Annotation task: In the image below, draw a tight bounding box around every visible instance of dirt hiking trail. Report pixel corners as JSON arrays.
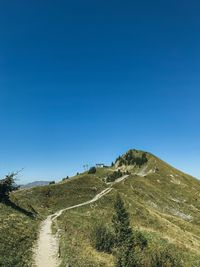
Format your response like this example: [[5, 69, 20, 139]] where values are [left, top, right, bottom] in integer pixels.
[[33, 187, 113, 267]]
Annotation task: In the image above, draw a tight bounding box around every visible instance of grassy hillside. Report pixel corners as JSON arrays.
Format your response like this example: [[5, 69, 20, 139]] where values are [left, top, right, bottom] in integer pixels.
[[16, 171, 108, 214], [0, 201, 39, 267], [0, 168, 110, 266], [54, 150, 200, 267], [1, 149, 200, 266]]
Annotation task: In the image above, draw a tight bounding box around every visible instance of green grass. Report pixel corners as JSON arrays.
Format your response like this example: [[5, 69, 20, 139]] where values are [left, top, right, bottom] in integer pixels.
[[0, 202, 39, 267], [16, 170, 108, 214], [53, 151, 200, 267], [0, 168, 110, 267], [55, 187, 200, 267], [1, 150, 200, 266]]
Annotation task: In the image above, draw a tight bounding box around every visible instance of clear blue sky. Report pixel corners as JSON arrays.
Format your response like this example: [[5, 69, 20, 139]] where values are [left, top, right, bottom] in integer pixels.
[[1, 1, 200, 183]]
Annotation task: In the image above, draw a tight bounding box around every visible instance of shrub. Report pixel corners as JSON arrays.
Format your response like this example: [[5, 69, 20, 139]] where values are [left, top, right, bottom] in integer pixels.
[[112, 194, 146, 267], [133, 231, 148, 251], [62, 176, 69, 181], [0, 173, 19, 202], [107, 170, 123, 182], [91, 224, 114, 253], [91, 194, 182, 267], [116, 151, 148, 167], [112, 194, 133, 246], [149, 246, 183, 267], [88, 167, 97, 174], [115, 243, 137, 267]]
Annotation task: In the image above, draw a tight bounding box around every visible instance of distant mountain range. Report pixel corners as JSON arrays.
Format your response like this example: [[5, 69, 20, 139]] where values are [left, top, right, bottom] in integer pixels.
[[20, 180, 51, 189]]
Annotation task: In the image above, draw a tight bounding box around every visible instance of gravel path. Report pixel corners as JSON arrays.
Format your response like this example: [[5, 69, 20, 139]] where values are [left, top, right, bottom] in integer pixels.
[[33, 187, 113, 267]]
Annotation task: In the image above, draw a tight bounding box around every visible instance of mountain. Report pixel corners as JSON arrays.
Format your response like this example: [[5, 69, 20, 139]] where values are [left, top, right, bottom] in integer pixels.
[[20, 180, 51, 189], [1, 149, 200, 267]]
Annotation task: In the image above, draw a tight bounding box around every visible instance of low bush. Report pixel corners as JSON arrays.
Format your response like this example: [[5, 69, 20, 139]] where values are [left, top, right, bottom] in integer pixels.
[[62, 176, 69, 181], [133, 231, 148, 251], [0, 173, 19, 202], [88, 167, 97, 174], [116, 151, 148, 167], [148, 246, 183, 267], [107, 170, 123, 182], [91, 224, 114, 253], [91, 194, 183, 267]]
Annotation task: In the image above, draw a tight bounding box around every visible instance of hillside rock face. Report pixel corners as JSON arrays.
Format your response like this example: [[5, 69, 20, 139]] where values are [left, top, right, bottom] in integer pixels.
[[115, 149, 159, 176], [115, 149, 148, 167]]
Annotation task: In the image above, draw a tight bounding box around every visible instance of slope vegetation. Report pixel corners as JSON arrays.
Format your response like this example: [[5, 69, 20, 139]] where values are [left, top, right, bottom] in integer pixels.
[[0, 169, 110, 266], [0, 150, 200, 267], [54, 150, 200, 267]]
